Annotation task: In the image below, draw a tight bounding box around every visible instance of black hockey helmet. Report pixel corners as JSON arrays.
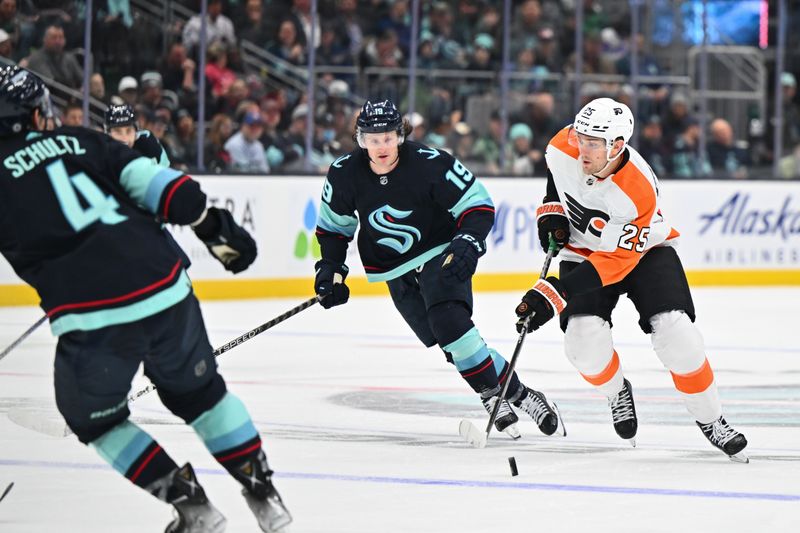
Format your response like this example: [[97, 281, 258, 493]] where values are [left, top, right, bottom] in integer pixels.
[[356, 99, 404, 148], [104, 103, 137, 132], [0, 65, 53, 136]]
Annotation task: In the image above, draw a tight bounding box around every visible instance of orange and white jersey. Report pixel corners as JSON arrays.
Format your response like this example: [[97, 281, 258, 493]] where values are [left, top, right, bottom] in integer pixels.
[[544, 127, 680, 286]]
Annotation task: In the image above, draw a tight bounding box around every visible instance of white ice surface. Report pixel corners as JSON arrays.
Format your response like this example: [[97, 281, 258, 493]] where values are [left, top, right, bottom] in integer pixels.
[[1, 288, 799, 532]]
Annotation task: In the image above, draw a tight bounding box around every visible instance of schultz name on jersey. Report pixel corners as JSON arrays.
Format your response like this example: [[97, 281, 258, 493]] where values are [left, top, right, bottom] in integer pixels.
[[316, 141, 494, 281], [0, 126, 205, 335]]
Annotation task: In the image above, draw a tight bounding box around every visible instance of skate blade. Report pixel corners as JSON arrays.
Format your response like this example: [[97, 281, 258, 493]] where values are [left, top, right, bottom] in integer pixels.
[[503, 422, 521, 440], [626, 437, 637, 448], [459, 419, 487, 448], [551, 402, 567, 437], [728, 451, 749, 464]]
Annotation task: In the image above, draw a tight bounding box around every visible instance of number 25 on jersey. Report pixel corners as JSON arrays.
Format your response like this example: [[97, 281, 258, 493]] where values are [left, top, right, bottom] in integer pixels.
[[618, 223, 650, 252], [47, 160, 127, 232]]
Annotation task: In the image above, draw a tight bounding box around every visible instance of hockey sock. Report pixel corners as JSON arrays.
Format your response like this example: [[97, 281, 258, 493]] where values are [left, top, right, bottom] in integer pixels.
[[443, 328, 523, 399], [90, 420, 179, 495], [190, 392, 265, 484]]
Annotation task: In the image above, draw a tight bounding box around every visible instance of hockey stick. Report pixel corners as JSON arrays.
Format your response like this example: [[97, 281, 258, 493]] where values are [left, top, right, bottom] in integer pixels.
[[0, 482, 13, 503], [127, 295, 321, 402], [0, 315, 48, 363], [459, 245, 557, 449], [8, 296, 321, 438]]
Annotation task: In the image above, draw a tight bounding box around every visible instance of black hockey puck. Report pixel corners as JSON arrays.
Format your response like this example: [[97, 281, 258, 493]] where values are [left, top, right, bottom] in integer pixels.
[[508, 456, 518, 477]]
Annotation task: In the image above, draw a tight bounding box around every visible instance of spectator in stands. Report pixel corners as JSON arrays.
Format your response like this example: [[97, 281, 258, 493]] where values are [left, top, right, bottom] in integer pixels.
[[316, 22, 352, 69], [287, 0, 320, 49], [707, 118, 749, 179], [0, 28, 13, 65], [406, 111, 425, 142], [506, 122, 544, 176], [426, 2, 465, 69], [205, 40, 236, 99], [525, 92, 560, 155], [535, 26, 562, 74], [670, 118, 711, 178], [422, 113, 452, 151], [376, 0, 411, 55], [268, 18, 306, 67], [471, 110, 502, 175], [512, 0, 546, 53], [778, 144, 800, 179], [21, 24, 82, 89], [61, 101, 83, 126], [259, 96, 294, 171], [617, 33, 669, 119], [636, 115, 669, 178], [158, 42, 196, 96], [661, 91, 691, 146], [182, 0, 236, 57], [164, 108, 197, 170], [416, 30, 440, 69], [331, 0, 363, 58], [239, 0, 270, 45], [1, 0, 34, 61], [117, 75, 138, 106], [449, 121, 476, 164], [565, 30, 617, 75], [204, 113, 233, 172], [225, 110, 269, 173], [89, 72, 107, 104], [139, 71, 167, 117], [216, 77, 250, 117], [467, 33, 496, 71], [780, 72, 800, 153]]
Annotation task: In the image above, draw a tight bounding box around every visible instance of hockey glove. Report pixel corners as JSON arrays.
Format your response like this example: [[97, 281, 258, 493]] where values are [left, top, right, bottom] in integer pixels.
[[536, 201, 570, 255], [314, 259, 350, 309], [515, 276, 568, 333], [192, 207, 257, 274], [440, 233, 486, 283]]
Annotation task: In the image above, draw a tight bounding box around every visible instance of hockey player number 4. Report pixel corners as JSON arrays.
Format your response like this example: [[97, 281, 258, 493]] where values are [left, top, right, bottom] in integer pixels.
[[618, 223, 650, 253], [46, 160, 127, 232], [445, 160, 473, 190]]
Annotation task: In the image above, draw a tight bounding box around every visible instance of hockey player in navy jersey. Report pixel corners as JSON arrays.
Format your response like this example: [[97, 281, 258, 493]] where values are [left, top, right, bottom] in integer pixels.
[[313, 99, 563, 439], [0, 66, 291, 531], [105, 103, 171, 167], [514, 97, 748, 462]]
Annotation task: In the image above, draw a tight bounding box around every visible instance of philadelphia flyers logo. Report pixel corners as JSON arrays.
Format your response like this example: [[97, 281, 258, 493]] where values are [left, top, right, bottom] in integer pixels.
[[564, 193, 610, 238]]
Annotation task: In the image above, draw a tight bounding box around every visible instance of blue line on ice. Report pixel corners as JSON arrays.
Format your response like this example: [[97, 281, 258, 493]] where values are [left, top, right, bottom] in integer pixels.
[[1, 458, 797, 502]]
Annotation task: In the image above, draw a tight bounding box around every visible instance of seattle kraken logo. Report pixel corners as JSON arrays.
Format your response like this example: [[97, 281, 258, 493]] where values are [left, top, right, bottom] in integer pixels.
[[368, 205, 421, 254], [564, 193, 609, 238]]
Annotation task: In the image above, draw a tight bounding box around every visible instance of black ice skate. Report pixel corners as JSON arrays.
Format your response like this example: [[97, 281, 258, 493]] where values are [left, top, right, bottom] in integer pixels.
[[234, 450, 293, 532], [481, 395, 520, 439], [164, 463, 226, 533], [697, 416, 749, 463], [513, 387, 565, 436], [608, 378, 638, 446]]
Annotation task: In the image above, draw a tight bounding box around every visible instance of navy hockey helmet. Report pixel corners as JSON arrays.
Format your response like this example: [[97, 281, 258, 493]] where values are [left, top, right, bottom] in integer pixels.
[[0, 65, 53, 136], [356, 99, 404, 148], [104, 103, 137, 132]]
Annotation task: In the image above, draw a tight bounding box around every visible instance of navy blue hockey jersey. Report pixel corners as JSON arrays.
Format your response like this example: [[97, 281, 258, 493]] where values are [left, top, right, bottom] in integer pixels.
[[0, 127, 206, 335], [315, 141, 494, 281]]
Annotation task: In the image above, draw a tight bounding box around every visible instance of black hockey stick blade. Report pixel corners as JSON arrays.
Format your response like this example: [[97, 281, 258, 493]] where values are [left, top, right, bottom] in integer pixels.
[[0, 482, 13, 503]]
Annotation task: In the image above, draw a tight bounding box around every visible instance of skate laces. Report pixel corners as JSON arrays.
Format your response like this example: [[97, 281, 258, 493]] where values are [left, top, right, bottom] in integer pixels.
[[482, 396, 514, 419], [609, 385, 635, 423], [519, 390, 552, 427], [700, 418, 738, 446]]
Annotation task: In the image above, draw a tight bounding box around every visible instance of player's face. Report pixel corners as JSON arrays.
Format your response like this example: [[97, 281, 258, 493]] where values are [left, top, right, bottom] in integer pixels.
[[109, 125, 136, 148], [364, 131, 399, 164], [574, 132, 608, 173]]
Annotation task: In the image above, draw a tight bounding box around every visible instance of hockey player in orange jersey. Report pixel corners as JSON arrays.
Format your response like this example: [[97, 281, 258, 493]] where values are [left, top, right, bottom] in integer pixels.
[[514, 97, 748, 462]]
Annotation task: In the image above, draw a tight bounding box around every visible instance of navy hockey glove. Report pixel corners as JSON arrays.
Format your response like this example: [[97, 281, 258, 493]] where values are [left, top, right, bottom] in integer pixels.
[[193, 207, 257, 274], [440, 233, 486, 283], [515, 276, 568, 333], [536, 202, 570, 255], [314, 259, 350, 309]]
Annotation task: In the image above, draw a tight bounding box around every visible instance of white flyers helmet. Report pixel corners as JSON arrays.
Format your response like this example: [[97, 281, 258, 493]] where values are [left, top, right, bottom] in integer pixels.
[[572, 97, 634, 151]]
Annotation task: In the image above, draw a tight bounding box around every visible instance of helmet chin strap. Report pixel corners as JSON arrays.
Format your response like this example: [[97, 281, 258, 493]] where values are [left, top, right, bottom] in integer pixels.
[[592, 141, 625, 178]]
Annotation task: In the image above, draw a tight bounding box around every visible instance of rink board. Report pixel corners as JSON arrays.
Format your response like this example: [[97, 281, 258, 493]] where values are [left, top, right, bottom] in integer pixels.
[[2, 176, 799, 305]]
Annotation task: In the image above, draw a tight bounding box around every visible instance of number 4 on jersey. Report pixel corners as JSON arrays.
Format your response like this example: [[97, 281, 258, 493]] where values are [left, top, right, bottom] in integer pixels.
[[47, 160, 127, 232]]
